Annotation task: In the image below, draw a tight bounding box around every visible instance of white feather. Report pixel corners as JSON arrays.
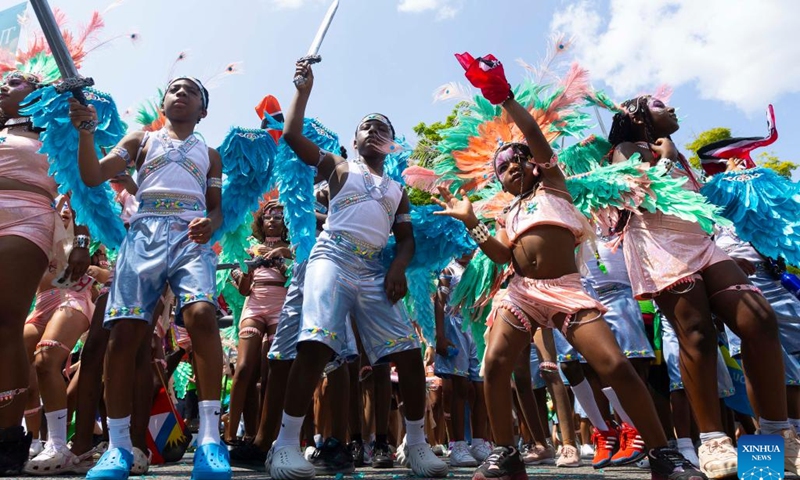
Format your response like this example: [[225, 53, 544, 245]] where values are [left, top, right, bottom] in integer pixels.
[[432, 81, 474, 104]]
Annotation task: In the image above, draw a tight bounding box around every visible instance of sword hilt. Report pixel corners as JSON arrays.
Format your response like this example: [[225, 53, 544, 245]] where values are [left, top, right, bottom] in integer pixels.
[[293, 55, 322, 87], [54, 77, 95, 106]]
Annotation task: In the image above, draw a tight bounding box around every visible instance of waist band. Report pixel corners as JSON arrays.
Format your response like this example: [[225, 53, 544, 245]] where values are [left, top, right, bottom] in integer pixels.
[[138, 192, 203, 215], [325, 231, 383, 259]]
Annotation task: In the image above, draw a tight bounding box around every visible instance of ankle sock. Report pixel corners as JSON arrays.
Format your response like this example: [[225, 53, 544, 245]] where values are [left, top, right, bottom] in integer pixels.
[[107, 416, 132, 453], [44, 408, 68, 445], [602, 386, 635, 427], [699, 431, 727, 444], [274, 412, 305, 449], [759, 417, 791, 435], [198, 400, 222, 446], [405, 417, 426, 446]]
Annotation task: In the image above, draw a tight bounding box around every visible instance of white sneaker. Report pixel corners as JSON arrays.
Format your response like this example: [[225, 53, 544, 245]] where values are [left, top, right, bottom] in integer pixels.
[[635, 456, 650, 469], [24, 440, 79, 475], [449, 441, 478, 467], [782, 428, 800, 474], [406, 442, 448, 477], [303, 446, 317, 461], [470, 440, 493, 463], [698, 436, 737, 479], [268, 444, 316, 480], [130, 447, 150, 475], [396, 438, 408, 466], [29, 439, 44, 458], [579, 443, 594, 459]]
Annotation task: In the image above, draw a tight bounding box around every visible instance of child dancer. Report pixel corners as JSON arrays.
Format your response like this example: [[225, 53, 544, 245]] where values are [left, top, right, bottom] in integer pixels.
[[433, 53, 704, 480], [267, 62, 447, 479], [68, 77, 230, 480]]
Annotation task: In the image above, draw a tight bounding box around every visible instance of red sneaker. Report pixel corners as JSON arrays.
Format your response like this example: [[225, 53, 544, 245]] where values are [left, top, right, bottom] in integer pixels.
[[591, 422, 618, 469], [610, 423, 646, 465]]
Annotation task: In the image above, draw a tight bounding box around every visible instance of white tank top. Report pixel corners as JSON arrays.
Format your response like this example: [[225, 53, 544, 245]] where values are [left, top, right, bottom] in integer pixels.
[[324, 161, 403, 248], [582, 237, 632, 287], [129, 129, 209, 224]]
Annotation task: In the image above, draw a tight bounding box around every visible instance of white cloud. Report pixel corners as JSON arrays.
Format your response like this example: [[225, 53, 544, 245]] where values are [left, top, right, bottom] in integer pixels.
[[551, 0, 800, 113], [397, 0, 463, 20]]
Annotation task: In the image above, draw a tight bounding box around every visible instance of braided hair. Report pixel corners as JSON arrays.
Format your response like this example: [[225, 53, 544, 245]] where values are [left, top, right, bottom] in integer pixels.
[[608, 96, 659, 146], [251, 203, 289, 243]]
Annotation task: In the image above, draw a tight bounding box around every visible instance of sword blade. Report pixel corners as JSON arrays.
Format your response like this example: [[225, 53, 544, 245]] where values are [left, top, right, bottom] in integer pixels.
[[306, 0, 339, 57], [28, 0, 80, 79]]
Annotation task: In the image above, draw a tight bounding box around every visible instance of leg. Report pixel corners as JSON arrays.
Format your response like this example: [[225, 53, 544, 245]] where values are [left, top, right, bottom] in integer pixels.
[[70, 293, 110, 457], [130, 325, 157, 453], [254, 359, 292, 451], [225, 319, 265, 443], [23, 322, 46, 444], [533, 328, 578, 448]]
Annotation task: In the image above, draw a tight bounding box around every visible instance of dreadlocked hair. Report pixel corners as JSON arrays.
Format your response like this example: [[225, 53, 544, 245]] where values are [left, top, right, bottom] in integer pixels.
[[608, 96, 658, 147]]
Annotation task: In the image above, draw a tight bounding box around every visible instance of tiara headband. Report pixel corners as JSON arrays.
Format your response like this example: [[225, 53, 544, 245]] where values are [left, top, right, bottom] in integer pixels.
[[166, 77, 208, 109], [358, 113, 395, 139]]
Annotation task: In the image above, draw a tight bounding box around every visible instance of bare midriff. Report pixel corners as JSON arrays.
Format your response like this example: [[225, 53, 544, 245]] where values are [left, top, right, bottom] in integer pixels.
[[0, 177, 54, 201], [510, 224, 579, 279]]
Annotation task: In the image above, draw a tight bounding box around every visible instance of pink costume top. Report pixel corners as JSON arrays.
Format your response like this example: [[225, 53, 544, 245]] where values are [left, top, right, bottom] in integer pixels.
[[504, 188, 593, 246], [0, 134, 66, 257], [620, 146, 729, 298]]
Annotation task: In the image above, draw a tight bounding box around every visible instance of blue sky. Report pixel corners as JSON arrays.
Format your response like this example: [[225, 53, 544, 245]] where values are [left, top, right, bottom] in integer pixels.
[[10, 0, 800, 178]]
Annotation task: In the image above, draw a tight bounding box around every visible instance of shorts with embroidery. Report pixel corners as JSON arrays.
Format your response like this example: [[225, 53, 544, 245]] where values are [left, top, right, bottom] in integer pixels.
[[105, 216, 216, 327], [434, 313, 482, 382], [267, 259, 358, 364], [662, 318, 734, 396], [297, 233, 419, 365], [725, 325, 800, 386]]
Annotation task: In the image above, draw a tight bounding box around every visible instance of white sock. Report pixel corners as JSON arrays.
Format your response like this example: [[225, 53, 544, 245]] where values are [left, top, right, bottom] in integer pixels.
[[790, 418, 800, 435], [44, 409, 68, 445], [107, 416, 132, 453], [699, 431, 727, 444], [274, 412, 305, 449], [759, 417, 791, 435], [198, 400, 222, 446], [571, 380, 606, 430], [602, 386, 634, 427], [405, 417, 426, 446]]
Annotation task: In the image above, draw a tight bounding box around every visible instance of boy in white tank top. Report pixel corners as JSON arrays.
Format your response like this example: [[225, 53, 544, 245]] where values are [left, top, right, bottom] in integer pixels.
[[68, 78, 230, 480], [266, 62, 448, 479]]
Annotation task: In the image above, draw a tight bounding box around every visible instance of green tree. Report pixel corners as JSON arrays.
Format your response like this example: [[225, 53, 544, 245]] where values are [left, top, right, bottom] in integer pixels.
[[757, 151, 799, 178], [411, 101, 469, 168], [684, 127, 731, 169]]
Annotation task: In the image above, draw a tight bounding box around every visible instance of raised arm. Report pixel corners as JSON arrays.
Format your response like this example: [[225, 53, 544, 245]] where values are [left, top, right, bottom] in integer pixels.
[[282, 63, 343, 184], [68, 98, 141, 187], [502, 98, 565, 186]]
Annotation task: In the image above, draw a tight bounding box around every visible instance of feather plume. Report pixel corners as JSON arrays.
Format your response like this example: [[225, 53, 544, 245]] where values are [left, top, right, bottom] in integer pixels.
[[432, 82, 474, 104], [528, 31, 574, 82], [103, 0, 127, 14], [204, 62, 244, 89], [546, 62, 591, 114], [402, 165, 443, 193], [652, 84, 673, 104]]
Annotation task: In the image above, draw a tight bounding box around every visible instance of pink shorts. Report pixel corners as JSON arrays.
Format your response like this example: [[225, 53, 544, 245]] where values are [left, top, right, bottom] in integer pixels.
[[623, 211, 730, 299], [490, 273, 607, 334], [0, 190, 58, 257], [26, 288, 94, 329], [240, 285, 287, 328]]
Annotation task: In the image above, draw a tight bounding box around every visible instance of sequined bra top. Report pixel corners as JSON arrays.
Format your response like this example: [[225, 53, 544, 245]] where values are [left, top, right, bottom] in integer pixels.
[[0, 133, 57, 198], [130, 129, 210, 223]]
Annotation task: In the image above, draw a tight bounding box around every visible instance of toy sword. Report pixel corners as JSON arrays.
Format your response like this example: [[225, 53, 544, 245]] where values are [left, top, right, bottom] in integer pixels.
[[293, 0, 339, 86], [29, 0, 95, 104]]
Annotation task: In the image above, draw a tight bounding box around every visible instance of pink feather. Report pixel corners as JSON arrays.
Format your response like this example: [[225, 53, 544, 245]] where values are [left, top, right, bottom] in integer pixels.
[[547, 62, 591, 113], [402, 166, 443, 193], [652, 84, 673, 104]]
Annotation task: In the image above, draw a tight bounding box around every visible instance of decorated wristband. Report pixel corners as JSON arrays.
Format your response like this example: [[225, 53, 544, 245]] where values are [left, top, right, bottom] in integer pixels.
[[73, 234, 91, 250], [468, 222, 491, 244]]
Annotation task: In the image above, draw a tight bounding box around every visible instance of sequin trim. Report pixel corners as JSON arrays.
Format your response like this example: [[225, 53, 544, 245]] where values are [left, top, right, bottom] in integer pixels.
[[180, 292, 215, 304], [305, 326, 339, 340], [207, 177, 222, 189], [328, 231, 383, 259], [138, 129, 205, 188], [107, 306, 145, 318], [395, 213, 411, 224], [384, 333, 418, 347], [139, 193, 203, 214], [267, 352, 284, 360], [110, 146, 133, 168]]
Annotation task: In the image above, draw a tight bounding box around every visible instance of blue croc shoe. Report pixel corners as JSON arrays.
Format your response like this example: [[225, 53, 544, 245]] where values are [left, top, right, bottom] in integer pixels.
[[86, 447, 133, 480], [191, 443, 232, 480]]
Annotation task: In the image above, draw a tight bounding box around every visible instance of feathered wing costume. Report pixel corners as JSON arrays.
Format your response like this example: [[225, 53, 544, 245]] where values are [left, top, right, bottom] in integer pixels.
[[698, 105, 800, 266], [406, 53, 729, 340], [14, 9, 129, 248]]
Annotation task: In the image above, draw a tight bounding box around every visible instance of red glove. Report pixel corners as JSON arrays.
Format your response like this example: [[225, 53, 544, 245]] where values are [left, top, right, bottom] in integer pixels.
[[455, 52, 512, 105]]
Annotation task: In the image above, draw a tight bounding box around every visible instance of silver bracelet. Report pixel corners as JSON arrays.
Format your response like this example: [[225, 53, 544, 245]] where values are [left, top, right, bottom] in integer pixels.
[[73, 234, 91, 249], [468, 222, 491, 244]]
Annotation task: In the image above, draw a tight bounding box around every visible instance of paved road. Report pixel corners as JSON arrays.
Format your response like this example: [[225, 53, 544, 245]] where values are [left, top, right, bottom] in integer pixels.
[[28, 454, 676, 479]]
